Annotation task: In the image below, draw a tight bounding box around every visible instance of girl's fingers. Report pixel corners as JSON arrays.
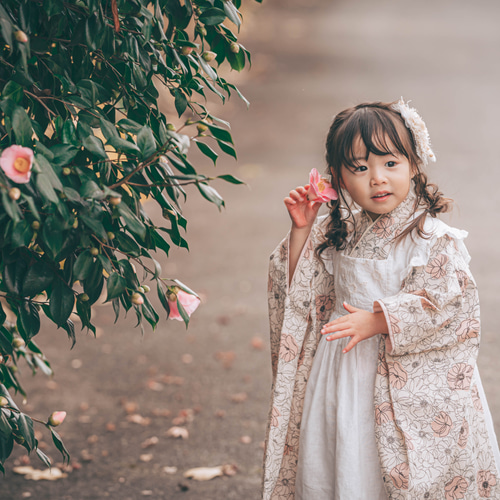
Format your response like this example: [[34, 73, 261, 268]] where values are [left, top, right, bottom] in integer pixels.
[[321, 322, 350, 335], [343, 338, 358, 354], [326, 329, 353, 341], [343, 302, 360, 313]]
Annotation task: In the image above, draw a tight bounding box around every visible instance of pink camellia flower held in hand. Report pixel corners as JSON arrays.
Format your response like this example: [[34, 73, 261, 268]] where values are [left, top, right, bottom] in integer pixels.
[[0, 145, 34, 184], [306, 168, 338, 203], [48, 411, 67, 427], [167, 287, 201, 321]]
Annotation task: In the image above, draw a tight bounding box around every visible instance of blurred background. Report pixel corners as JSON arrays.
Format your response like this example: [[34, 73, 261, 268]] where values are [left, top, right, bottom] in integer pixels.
[[3, 0, 500, 498]]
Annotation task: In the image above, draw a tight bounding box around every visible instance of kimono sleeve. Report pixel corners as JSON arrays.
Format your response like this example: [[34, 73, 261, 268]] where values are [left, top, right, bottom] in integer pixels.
[[267, 217, 330, 378], [374, 232, 480, 357]]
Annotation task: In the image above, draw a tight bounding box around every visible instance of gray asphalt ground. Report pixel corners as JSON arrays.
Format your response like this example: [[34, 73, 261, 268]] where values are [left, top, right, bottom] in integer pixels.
[[2, 0, 500, 498]]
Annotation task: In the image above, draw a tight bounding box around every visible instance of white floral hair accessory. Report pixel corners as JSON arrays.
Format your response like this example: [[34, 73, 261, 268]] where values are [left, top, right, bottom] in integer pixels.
[[391, 97, 436, 166]]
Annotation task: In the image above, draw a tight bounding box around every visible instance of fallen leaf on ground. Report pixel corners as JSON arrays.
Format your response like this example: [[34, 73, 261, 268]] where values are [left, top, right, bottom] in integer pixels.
[[214, 351, 236, 369], [172, 408, 195, 425], [140, 454, 153, 462], [214, 410, 226, 418], [13, 466, 67, 481], [183, 464, 238, 481], [106, 422, 116, 432], [160, 375, 184, 385], [230, 392, 248, 403], [80, 449, 93, 462], [87, 434, 99, 444], [163, 466, 178, 474], [122, 401, 139, 414], [251, 336, 264, 350], [147, 380, 164, 392], [127, 414, 151, 426], [166, 426, 189, 439], [181, 354, 193, 364], [141, 436, 159, 448], [141, 490, 153, 496], [240, 435, 252, 444]]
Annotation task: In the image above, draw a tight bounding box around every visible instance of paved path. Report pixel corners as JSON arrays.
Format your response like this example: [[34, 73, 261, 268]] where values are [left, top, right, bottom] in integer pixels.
[[3, 0, 500, 498]]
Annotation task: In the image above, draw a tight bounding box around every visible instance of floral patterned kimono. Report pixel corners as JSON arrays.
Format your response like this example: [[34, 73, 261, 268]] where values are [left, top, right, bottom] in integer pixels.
[[262, 191, 500, 499]]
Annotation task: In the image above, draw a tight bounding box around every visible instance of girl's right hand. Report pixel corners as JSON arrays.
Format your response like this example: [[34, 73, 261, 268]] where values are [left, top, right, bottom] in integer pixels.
[[284, 184, 322, 230]]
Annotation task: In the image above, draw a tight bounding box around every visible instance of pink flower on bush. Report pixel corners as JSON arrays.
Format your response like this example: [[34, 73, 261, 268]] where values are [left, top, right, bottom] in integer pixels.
[[306, 168, 338, 203], [0, 145, 34, 184], [167, 288, 200, 321], [48, 411, 67, 427]]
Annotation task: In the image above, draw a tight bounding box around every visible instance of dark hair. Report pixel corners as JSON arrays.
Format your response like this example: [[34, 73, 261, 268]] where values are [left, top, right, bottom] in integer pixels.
[[316, 101, 452, 256]]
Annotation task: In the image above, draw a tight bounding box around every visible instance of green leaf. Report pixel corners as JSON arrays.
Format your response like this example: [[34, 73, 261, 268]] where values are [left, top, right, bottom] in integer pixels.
[[73, 251, 93, 281], [17, 414, 35, 451], [35, 154, 63, 190], [195, 141, 218, 165], [216, 174, 245, 184], [80, 180, 104, 200], [105, 273, 127, 301], [99, 118, 119, 140], [50, 144, 79, 167], [0, 410, 12, 438], [41, 216, 64, 258], [217, 139, 237, 159], [196, 54, 218, 81], [197, 183, 225, 209], [12, 106, 33, 147], [49, 280, 75, 327], [50, 428, 70, 464], [199, 8, 226, 25], [24, 260, 54, 297], [117, 203, 147, 240], [174, 90, 188, 117], [1, 81, 23, 104], [36, 448, 52, 468], [207, 123, 233, 144], [82, 135, 107, 159], [17, 300, 40, 342], [79, 214, 107, 240], [0, 191, 21, 222], [118, 119, 143, 134], [137, 126, 156, 159], [223, 1, 241, 27], [108, 136, 141, 155]]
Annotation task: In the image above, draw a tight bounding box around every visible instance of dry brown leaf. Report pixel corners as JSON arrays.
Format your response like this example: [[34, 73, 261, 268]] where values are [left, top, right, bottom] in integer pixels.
[[166, 426, 189, 439], [251, 336, 264, 350], [214, 410, 226, 418], [183, 464, 238, 481], [80, 449, 93, 462], [147, 380, 164, 392], [181, 354, 193, 364], [160, 375, 184, 385], [163, 466, 178, 474], [87, 434, 99, 444], [239, 435, 252, 444], [127, 414, 151, 426], [106, 422, 116, 432], [230, 392, 248, 403], [141, 436, 159, 448], [13, 466, 67, 481], [139, 454, 153, 463], [214, 351, 236, 369]]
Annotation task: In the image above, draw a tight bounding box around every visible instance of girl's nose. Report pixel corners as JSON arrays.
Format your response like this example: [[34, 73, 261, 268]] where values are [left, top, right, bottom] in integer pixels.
[[370, 167, 387, 185]]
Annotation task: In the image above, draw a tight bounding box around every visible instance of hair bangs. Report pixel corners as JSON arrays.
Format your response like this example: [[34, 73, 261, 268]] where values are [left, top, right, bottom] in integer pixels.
[[338, 108, 412, 171]]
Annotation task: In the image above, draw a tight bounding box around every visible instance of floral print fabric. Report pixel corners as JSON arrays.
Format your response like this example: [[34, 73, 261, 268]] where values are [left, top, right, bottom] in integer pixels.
[[262, 192, 499, 499]]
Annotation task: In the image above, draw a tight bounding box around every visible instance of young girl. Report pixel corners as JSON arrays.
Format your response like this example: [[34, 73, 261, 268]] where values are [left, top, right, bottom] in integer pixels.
[[262, 99, 500, 499]]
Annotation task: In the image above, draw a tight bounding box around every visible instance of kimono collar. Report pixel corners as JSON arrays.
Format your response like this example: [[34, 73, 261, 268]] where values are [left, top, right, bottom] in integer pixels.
[[346, 186, 422, 257]]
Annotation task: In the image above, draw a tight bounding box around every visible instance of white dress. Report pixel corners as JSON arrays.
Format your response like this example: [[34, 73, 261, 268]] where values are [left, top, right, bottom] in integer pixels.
[[295, 220, 500, 500]]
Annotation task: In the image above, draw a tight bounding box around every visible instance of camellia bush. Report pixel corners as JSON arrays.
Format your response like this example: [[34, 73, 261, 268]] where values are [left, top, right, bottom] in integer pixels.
[[0, 0, 259, 471]]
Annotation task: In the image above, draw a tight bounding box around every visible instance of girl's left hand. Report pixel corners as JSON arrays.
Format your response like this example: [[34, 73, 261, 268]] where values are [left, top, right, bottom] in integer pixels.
[[321, 302, 388, 353]]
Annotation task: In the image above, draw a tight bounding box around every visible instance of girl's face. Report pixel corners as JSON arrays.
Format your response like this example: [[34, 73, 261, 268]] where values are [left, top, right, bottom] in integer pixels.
[[338, 138, 412, 220]]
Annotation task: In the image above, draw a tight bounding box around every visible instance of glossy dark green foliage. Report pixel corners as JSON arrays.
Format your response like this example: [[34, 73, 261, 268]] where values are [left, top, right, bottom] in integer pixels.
[[0, 0, 255, 469]]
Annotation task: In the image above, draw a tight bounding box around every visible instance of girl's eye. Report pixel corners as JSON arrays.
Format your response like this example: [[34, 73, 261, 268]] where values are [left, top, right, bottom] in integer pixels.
[[353, 165, 367, 172], [386, 161, 397, 167]]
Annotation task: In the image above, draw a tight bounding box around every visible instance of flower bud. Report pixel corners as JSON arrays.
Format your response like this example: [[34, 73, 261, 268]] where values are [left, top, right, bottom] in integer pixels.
[[202, 51, 216, 62], [79, 293, 89, 302], [107, 231, 115, 240], [196, 122, 208, 133], [72, 218, 78, 229], [180, 46, 193, 56], [108, 196, 122, 206], [142, 285, 150, 294], [0, 396, 9, 407], [131, 292, 144, 305], [62, 167, 71, 176], [90, 247, 99, 256], [166, 123, 176, 131], [31, 220, 40, 230], [48, 411, 67, 427], [12, 337, 25, 349], [8, 187, 21, 201], [14, 30, 28, 43], [229, 42, 240, 54], [196, 25, 207, 37]]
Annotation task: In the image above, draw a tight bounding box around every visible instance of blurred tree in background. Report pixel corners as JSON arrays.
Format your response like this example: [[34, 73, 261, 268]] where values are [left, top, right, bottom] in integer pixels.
[[0, 0, 259, 470]]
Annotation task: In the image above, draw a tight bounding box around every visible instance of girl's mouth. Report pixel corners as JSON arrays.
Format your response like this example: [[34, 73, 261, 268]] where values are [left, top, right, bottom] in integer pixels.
[[372, 192, 391, 201]]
